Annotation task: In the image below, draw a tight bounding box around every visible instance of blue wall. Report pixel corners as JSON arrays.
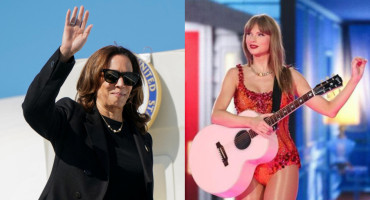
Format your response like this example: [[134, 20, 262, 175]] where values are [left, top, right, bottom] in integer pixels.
[[295, 2, 343, 200], [296, 1, 370, 199], [341, 24, 370, 193]]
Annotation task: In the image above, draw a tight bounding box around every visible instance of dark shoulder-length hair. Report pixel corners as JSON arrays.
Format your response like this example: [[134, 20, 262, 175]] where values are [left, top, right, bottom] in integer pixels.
[[76, 45, 150, 134], [242, 14, 293, 94]]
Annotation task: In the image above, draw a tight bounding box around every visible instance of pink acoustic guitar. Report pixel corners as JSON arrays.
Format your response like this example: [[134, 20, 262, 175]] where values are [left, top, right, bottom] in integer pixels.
[[189, 75, 342, 198]]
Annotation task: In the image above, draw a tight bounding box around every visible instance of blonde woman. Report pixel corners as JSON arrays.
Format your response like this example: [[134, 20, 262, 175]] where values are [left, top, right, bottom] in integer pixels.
[[211, 14, 366, 200]]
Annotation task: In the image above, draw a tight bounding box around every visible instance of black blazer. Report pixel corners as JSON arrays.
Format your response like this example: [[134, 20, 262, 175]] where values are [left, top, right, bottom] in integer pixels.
[[22, 49, 154, 200]]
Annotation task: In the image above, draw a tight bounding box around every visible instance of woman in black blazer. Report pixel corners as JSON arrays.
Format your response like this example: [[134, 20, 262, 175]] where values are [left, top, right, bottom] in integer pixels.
[[22, 6, 153, 200]]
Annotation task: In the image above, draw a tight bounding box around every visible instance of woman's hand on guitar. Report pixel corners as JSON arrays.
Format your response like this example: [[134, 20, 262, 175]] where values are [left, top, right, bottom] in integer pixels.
[[60, 6, 93, 62], [249, 113, 274, 138]]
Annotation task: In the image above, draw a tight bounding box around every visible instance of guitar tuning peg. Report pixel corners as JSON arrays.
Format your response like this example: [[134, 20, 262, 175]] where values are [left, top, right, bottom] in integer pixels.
[[331, 73, 335, 77], [326, 76, 330, 80], [327, 92, 332, 98]]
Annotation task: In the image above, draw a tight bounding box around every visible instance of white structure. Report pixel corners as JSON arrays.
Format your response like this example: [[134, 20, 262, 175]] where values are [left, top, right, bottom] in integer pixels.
[[0, 49, 184, 200]]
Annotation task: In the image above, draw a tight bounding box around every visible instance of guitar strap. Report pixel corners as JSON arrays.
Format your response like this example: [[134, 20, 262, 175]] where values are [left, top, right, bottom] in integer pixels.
[[271, 77, 282, 130]]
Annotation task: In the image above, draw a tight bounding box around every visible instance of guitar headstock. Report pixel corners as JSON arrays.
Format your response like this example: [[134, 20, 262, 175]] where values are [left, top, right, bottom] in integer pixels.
[[313, 74, 343, 96]]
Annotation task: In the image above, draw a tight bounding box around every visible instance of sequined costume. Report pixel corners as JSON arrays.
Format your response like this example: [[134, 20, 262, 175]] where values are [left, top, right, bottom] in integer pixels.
[[234, 64, 301, 186]]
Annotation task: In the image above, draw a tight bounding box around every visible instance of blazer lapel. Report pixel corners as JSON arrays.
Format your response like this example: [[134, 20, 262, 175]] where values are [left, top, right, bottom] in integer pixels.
[[84, 108, 110, 176], [132, 128, 153, 186]]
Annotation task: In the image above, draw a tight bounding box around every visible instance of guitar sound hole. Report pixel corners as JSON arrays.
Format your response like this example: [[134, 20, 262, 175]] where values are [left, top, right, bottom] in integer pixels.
[[234, 130, 251, 150]]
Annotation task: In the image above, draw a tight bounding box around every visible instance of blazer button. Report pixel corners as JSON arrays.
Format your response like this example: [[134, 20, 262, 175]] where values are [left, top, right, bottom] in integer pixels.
[[74, 192, 81, 199], [83, 169, 92, 176]]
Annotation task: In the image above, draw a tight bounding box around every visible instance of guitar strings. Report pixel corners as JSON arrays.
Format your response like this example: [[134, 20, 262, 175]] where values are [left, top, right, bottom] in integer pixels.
[[231, 83, 331, 145]]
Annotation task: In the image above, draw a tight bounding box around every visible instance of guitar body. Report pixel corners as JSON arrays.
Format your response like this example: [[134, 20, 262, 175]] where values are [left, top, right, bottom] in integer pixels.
[[189, 110, 278, 198]]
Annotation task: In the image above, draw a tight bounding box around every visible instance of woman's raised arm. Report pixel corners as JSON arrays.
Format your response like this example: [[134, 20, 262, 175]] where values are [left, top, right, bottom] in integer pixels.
[[60, 6, 93, 62], [291, 57, 367, 117]]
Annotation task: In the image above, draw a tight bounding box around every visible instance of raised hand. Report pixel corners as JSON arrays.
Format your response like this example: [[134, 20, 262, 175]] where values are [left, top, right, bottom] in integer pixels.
[[351, 57, 367, 83], [60, 6, 93, 62]]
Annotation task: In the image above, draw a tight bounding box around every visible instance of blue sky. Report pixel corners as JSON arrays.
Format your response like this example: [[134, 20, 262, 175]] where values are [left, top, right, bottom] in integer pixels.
[[0, 0, 184, 98]]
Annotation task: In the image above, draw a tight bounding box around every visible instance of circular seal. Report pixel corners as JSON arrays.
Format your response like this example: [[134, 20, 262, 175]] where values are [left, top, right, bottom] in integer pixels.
[[137, 56, 162, 129]]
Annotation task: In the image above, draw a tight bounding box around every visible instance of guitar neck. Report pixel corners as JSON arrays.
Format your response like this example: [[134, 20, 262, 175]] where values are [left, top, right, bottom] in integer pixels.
[[265, 90, 316, 126], [248, 74, 342, 138]]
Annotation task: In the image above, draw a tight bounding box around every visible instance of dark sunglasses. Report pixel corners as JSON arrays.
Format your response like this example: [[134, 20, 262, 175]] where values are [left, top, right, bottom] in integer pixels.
[[101, 69, 140, 86]]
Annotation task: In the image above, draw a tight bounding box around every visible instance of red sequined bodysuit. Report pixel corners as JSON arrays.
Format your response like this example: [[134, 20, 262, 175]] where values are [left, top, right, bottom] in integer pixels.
[[234, 64, 301, 186]]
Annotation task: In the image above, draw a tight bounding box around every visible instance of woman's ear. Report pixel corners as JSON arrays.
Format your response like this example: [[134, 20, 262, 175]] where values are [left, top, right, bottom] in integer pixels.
[[98, 73, 105, 84]]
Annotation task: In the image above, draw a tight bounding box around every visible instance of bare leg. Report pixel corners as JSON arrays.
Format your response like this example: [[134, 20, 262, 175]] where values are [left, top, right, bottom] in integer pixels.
[[236, 178, 265, 200], [263, 165, 299, 200]]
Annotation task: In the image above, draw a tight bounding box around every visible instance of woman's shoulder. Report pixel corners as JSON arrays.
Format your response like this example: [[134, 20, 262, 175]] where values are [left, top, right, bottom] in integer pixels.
[[284, 66, 310, 89], [227, 67, 239, 74], [55, 97, 86, 117], [285, 66, 303, 78], [56, 97, 80, 108], [222, 67, 239, 85], [226, 64, 245, 76]]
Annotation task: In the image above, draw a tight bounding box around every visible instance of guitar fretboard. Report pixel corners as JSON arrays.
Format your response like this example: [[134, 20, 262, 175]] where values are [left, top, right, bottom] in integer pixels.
[[247, 90, 315, 139], [265, 90, 315, 126], [244, 74, 342, 140]]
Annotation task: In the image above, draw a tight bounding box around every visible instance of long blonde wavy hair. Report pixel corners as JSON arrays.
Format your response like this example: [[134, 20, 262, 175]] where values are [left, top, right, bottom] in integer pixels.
[[242, 14, 293, 94]]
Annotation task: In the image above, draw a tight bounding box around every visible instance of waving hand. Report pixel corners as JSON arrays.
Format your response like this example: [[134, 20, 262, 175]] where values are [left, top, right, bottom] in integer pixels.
[[351, 57, 367, 83], [60, 6, 93, 62]]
